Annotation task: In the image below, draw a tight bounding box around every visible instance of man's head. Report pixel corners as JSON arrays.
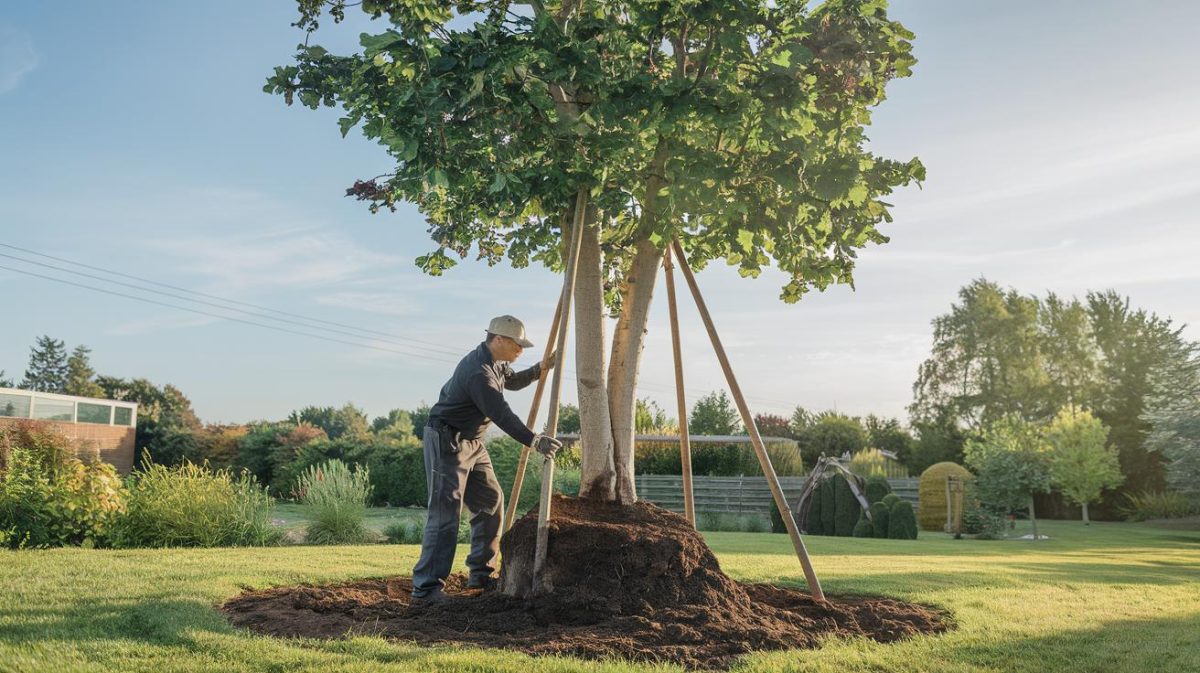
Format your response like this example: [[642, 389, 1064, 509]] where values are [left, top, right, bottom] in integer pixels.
[[485, 315, 534, 362]]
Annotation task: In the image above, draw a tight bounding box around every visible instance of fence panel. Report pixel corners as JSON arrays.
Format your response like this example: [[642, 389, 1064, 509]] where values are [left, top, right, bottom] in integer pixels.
[[635, 474, 919, 515]]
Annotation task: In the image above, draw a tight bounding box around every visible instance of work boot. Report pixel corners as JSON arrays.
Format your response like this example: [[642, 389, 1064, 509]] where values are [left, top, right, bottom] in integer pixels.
[[411, 589, 449, 604], [466, 575, 497, 592]]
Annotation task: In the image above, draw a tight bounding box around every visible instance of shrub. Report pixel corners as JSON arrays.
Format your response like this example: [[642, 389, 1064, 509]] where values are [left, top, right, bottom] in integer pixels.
[[366, 441, 426, 506], [849, 448, 909, 479], [696, 511, 768, 532], [635, 438, 804, 477], [384, 518, 424, 544], [112, 460, 277, 548], [818, 478, 837, 534], [1121, 491, 1199, 521], [0, 422, 127, 548], [803, 488, 823, 534], [881, 493, 901, 509], [296, 460, 374, 545], [865, 474, 892, 505], [833, 475, 861, 536], [887, 500, 918, 539], [869, 502, 890, 539], [918, 462, 972, 531], [852, 513, 874, 538], [962, 503, 1007, 539]]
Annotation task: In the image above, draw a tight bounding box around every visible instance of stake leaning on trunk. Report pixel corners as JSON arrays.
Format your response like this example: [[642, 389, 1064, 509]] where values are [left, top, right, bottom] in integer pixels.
[[670, 238, 826, 603], [532, 188, 587, 594], [502, 296, 563, 533], [662, 246, 696, 528]]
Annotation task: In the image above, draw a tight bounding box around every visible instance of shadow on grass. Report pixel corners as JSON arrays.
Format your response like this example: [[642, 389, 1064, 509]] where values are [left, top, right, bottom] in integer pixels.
[[0, 594, 226, 649], [941, 613, 1200, 673]]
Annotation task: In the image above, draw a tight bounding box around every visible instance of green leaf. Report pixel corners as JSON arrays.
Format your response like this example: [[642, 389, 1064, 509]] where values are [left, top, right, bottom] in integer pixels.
[[360, 31, 403, 56]]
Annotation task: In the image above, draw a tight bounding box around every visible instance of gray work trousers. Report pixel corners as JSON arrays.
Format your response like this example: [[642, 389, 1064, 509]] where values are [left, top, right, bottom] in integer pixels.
[[411, 426, 504, 598]]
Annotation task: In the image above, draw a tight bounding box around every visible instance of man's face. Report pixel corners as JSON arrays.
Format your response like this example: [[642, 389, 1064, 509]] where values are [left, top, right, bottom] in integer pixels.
[[493, 335, 524, 362]]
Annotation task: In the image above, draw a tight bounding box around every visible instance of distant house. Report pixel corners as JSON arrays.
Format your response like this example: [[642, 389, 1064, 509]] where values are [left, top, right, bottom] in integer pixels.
[[0, 387, 138, 474]]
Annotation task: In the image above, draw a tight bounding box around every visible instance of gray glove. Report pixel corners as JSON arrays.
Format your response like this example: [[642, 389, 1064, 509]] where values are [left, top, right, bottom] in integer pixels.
[[532, 433, 563, 459]]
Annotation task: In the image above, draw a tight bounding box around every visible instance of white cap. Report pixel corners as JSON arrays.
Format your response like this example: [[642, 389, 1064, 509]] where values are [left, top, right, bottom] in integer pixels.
[[486, 315, 534, 348]]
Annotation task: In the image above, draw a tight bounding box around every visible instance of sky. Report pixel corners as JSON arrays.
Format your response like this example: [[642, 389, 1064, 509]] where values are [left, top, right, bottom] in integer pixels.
[[1, 1, 1198, 426]]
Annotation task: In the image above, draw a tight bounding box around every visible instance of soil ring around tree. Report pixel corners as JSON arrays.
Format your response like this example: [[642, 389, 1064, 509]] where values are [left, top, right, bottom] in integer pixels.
[[222, 497, 951, 670]]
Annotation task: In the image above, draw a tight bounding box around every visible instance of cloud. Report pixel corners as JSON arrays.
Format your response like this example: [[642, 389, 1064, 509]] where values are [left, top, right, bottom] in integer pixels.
[[0, 26, 38, 94]]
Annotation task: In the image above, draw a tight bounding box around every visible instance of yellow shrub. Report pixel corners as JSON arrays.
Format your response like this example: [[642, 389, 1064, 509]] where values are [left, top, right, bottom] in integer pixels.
[[918, 462, 973, 532]]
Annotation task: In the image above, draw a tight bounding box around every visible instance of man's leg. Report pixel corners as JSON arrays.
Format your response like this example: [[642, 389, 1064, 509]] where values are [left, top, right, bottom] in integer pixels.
[[463, 442, 504, 587], [411, 428, 468, 598]]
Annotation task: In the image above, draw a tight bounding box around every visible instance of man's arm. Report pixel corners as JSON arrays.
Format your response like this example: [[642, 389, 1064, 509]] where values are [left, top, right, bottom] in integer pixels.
[[504, 363, 542, 391], [467, 368, 536, 446]]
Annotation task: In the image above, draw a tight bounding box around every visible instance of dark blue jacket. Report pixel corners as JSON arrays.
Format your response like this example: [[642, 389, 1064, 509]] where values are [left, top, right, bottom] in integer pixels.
[[429, 342, 541, 445]]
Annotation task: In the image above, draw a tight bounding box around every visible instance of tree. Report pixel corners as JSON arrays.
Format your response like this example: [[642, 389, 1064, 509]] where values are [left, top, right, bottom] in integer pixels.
[[96, 377, 203, 466], [65, 345, 104, 398], [410, 402, 431, 439], [372, 408, 419, 445], [964, 416, 1053, 539], [754, 413, 795, 439], [1039, 294, 1100, 408], [20, 335, 68, 393], [797, 412, 866, 465], [288, 404, 372, 442], [1143, 338, 1200, 500], [1045, 406, 1121, 524], [863, 414, 914, 465], [911, 279, 1048, 431], [908, 411, 966, 474], [635, 398, 673, 433], [0, 370, 13, 388], [272, 0, 923, 504], [690, 391, 740, 436], [790, 406, 815, 436]]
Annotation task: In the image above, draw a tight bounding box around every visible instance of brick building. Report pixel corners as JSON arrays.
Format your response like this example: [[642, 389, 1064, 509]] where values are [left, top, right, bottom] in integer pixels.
[[0, 387, 138, 474]]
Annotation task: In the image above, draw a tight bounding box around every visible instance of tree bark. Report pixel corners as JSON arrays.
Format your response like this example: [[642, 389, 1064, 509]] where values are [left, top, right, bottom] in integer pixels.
[[574, 212, 616, 499], [1082, 502, 1090, 525], [606, 237, 663, 504], [1029, 495, 1039, 540]]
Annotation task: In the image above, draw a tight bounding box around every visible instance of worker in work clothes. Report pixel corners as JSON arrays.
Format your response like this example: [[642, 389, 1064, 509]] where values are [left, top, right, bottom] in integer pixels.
[[412, 314, 563, 602]]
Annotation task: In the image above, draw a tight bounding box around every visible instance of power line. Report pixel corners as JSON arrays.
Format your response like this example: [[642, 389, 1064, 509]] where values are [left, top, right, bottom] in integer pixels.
[[0, 248, 798, 413], [0, 250, 464, 360], [0, 263, 463, 367], [0, 242, 466, 358]]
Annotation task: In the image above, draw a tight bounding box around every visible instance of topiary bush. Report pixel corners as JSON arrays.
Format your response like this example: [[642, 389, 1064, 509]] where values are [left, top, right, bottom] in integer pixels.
[[881, 493, 901, 509], [852, 513, 873, 538], [818, 478, 837, 534], [833, 475, 861, 536], [296, 459, 374, 545], [865, 474, 892, 504], [918, 462, 973, 532], [803, 487, 824, 534], [869, 501, 890, 539], [887, 500, 919, 539], [112, 460, 277, 548]]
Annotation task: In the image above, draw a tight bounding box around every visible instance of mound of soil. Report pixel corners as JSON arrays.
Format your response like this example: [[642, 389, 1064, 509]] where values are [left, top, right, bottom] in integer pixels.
[[223, 496, 948, 669]]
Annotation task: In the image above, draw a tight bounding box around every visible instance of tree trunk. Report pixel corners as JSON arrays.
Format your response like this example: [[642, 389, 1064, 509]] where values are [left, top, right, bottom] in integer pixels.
[[1029, 495, 1039, 540], [574, 213, 616, 499], [606, 238, 663, 504], [1082, 501, 1090, 525]]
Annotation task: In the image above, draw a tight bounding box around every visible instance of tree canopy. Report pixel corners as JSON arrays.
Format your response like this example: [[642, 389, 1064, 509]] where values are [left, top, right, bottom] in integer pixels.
[[270, 0, 923, 302], [1045, 406, 1121, 523]]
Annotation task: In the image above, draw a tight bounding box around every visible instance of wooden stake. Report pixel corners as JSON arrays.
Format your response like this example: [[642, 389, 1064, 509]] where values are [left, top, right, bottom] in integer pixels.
[[503, 296, 563, 533], [532, 187, 587, 594], [663, 246, 695, 528], [670, 239, 826, 603]]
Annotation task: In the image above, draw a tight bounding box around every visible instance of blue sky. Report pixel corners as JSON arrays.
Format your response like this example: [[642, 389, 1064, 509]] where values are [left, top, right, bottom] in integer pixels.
[[2, 1, 1198, 425]]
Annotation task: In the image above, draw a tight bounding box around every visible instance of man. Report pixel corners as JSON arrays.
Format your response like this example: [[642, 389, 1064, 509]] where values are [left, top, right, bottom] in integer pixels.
[[411, 314, 563, 602]]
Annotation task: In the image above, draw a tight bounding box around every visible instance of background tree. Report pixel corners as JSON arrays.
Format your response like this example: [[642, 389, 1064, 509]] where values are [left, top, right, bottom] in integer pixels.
[[65, 345, 104, 398], [635, 398, 674, 434], [1040, 294, 1099, 408], [790, 406, 815, 436], [908, 411, 966, 474], [911, 279, 1047, 431], [409, 402, 431, 439], [689, 391, 741, 436], [964, 415, 1053, 539], [0, 370, 12, 388], [556, 403, 582, 435], [20, 335, 69, 393], [372, 408, 419, 444], [796, 412, 866, 465], [96, 377, 203, 466], [1045, 406, 1121, 524], [273, 0, 922, 504], [754, 413, 796, 439], [1143, 337, 1200, 500], [863, 414, 914, 465], [288, 404, 372, 442]]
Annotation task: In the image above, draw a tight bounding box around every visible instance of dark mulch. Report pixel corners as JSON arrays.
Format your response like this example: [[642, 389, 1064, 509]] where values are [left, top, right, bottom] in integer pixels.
[[222, 496, 949, 670]]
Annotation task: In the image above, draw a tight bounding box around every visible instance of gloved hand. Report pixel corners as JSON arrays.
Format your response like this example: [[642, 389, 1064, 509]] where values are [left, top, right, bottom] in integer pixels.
[[532, 433, 563, 459], [541, 349, 558, 371]]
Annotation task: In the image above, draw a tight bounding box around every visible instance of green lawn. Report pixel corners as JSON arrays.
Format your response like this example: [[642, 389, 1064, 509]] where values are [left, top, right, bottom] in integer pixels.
[[2, 519, 1198, 672]]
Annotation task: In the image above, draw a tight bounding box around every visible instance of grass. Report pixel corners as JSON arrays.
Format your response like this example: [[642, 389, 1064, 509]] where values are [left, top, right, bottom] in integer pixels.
[[1, 519, 1198, 672]]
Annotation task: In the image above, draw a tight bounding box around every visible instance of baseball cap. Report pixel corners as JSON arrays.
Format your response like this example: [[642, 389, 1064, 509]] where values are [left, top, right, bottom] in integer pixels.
[[487, 315, 535, 348]]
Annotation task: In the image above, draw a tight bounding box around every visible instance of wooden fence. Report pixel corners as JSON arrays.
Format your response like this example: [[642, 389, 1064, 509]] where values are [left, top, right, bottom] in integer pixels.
[[635, 474, 919, 515]]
